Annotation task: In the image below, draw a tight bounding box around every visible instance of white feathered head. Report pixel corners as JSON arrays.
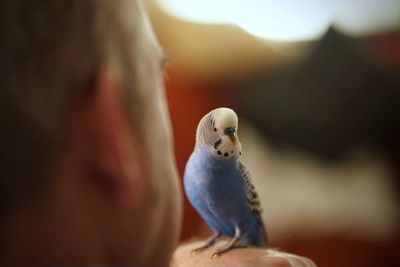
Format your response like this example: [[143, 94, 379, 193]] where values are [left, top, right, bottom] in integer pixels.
[[195, 107, 242, 158]]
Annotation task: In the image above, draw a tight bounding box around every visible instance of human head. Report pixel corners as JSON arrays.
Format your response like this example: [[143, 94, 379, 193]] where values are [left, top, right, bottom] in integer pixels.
[[0, 0, 182, 266]]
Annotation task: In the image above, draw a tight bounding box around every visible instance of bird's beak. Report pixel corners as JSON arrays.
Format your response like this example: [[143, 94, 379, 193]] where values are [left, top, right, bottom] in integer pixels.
[[228, 133, 236, 143], [224, 127, 237, 143]]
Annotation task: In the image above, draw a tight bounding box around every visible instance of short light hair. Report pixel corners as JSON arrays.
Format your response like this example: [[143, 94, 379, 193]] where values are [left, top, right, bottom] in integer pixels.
[[0, 0, 140, 215]]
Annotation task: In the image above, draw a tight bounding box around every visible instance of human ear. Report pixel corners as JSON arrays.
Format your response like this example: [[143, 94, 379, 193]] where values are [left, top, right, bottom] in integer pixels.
[[83, 67, 146, 209]]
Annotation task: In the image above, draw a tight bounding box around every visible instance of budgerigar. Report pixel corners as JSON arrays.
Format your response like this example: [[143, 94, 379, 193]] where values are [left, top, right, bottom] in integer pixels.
[[184, 107, 267, 256]]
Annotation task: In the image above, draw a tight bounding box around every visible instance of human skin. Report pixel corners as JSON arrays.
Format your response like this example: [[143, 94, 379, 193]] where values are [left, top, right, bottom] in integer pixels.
[[173, 240, 317, 267]]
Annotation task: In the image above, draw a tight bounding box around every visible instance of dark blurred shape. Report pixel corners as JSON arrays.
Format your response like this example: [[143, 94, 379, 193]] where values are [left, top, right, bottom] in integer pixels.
[[236, 27, 400, 159]]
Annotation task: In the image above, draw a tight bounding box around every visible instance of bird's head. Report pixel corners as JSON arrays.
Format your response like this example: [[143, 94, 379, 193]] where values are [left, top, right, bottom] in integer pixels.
[[195, 107, 242, 159]]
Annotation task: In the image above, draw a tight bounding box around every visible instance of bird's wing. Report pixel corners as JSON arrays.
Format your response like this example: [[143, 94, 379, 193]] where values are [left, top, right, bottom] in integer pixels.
[[239, 161, 262, 213], [239, 161, 268, 243]]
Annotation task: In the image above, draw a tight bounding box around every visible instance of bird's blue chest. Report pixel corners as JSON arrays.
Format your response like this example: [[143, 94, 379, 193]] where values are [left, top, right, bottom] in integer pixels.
[[184, 148, 242, 194], [184, 147, 248, 220]]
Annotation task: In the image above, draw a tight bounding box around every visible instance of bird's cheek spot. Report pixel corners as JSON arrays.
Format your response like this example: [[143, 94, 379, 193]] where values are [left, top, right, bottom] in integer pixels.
[[224, 152, 229, 157], [214, 139, 222, 149]]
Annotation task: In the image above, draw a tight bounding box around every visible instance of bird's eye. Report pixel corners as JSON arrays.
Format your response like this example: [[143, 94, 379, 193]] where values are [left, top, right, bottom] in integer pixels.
[[214, 128, 217, 132]]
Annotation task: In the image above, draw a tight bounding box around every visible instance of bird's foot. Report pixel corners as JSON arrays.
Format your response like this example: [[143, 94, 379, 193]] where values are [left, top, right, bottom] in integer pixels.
[[191, 232, 221, 255], [211, 246, 234, 258], [211, 227, 241, 258], [191, 246, 208, 255]]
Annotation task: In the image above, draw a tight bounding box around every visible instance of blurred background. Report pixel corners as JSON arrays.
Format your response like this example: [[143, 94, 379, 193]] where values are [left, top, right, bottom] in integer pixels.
[[145, 1, 400, 266]]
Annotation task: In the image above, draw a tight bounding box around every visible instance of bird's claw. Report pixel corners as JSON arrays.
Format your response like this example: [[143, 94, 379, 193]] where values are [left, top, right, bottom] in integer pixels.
[[211, 250, 221, 258], [191, 247, 206, 255], [211, 247, 229, 258]]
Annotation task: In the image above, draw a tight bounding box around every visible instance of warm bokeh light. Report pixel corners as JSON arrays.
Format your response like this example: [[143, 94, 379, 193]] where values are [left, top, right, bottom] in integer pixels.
[[156, 0, 400, 41]]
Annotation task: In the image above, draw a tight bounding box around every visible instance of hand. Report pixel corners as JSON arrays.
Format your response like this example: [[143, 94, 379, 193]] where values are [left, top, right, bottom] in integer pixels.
[[171, 239, 317, 267]]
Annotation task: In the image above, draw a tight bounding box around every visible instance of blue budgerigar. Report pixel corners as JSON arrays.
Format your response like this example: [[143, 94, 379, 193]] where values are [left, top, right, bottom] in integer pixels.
[[184, 107, 268, 256]]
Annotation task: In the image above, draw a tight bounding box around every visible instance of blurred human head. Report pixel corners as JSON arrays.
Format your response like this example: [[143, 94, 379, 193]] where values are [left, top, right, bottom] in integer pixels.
[[0, 0, 182, 266]]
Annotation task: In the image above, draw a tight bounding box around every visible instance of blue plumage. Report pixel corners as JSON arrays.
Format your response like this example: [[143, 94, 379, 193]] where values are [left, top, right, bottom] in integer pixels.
[[184, 107, 267, 255]]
